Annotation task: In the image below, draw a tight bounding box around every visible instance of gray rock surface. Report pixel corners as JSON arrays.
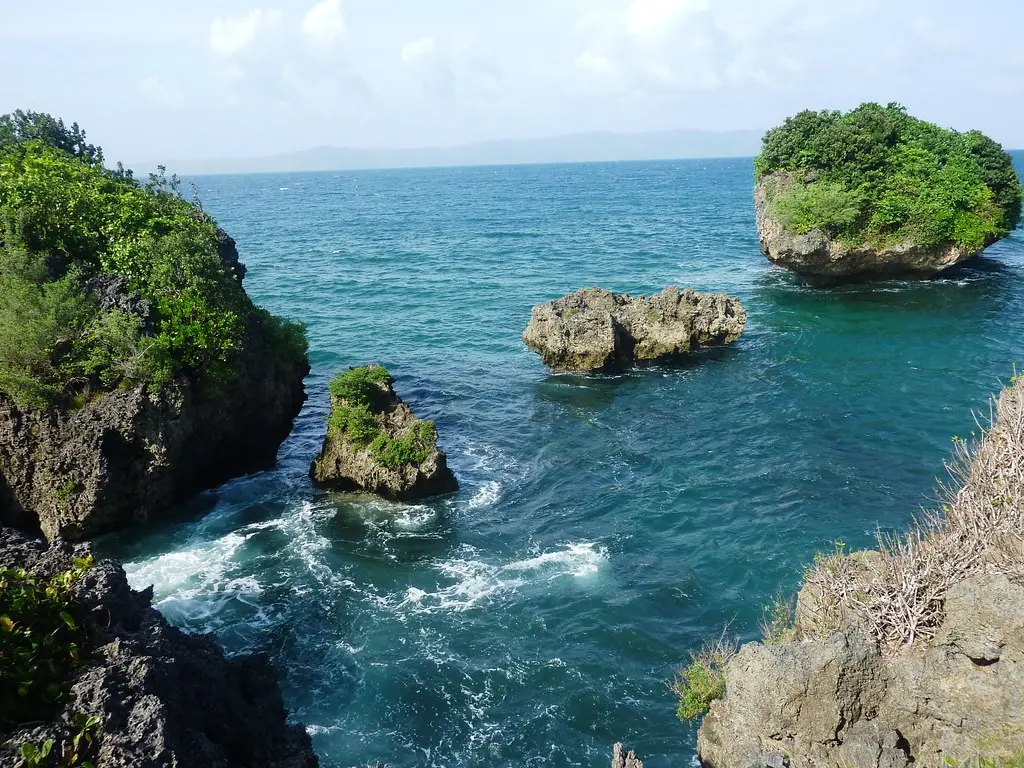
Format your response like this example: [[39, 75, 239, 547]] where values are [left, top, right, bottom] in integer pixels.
[[755, 172, 989, 281], [0, 526, 318, 768], [697, 572, 1024, 768], [523, 286, 746, 372], [611, 743, 644, 767], [0, 241, 309, 542], [310, 370, 457, 501]]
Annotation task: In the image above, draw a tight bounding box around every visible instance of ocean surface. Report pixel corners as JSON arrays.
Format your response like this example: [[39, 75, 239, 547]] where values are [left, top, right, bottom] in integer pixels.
[[98, 157, 1024, 767]]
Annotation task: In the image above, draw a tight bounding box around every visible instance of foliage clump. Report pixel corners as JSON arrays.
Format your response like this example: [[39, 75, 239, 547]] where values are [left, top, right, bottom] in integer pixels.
[[0, 110, 307, 409], [328, 366, 437, 469], [756, 102, 1022, 251], [670, 631, 737, 722], [0, 555, 93, 729]]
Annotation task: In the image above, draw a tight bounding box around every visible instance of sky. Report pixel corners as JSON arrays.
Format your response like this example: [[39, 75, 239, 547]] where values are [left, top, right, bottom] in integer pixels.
[[1, 0, 1022, 163]]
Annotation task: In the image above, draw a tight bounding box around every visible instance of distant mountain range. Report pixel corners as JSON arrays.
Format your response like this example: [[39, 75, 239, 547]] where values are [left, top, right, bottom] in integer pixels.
[[155, 129, 765, 176]]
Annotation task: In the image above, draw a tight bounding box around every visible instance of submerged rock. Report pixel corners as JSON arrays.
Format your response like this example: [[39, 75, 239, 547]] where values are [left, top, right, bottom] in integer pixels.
[[522, 286, 746, 373], [0, 526, 319, 768], [310, 365, 457, 501], [756, 172, 985, 281]]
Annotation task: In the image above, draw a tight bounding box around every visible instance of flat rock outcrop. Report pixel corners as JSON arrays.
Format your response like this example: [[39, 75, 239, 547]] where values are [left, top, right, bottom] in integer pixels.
[[0, 236, 309, 542], [756, 172, 985, 281], [522, 287, 746, 373], [310, 366, 457, 501], [697, 377, 1024, 768], [0, 526, 318, 768]]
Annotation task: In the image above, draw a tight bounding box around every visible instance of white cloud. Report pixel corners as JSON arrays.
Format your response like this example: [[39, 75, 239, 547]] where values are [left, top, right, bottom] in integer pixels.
[[627, 0, 709, 36], [138, 76, 184, 109], [302, 0, 347, 49], [575, 50, 616, 76], [209, 9, 282, 57], [401, 37, 437, 65]]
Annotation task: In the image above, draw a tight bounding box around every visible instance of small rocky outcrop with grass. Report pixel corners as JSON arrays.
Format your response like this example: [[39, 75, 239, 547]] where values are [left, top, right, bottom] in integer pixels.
[[523, 286, 746, 373], [694, 377, 1024, 768], [0, 526, 318, 768], [310, 366, 458, 500]]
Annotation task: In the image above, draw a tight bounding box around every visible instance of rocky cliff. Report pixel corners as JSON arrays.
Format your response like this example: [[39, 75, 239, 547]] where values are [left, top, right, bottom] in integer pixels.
[[0, 526, 319, 768], [0, 234, 309, 542], [523, 286, 746, 373], [697, 378, 1024, 768], [755, 172, 988, 282], [311, 366, 457, 500]]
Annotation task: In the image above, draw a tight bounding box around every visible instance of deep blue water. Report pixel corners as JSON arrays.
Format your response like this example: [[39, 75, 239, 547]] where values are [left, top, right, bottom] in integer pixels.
[[98, 158, 1024, 767]]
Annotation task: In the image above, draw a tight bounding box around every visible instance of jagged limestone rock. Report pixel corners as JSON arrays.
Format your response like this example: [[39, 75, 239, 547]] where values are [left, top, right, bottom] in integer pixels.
[[522, 286, 746, 373], [0, 234, 308, 541], [0, 526, 319, 768], [311, 366, 457, 500]]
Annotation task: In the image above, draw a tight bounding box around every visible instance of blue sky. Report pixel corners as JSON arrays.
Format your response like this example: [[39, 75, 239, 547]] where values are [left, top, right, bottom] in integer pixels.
[[2, 0, 1022, 162]]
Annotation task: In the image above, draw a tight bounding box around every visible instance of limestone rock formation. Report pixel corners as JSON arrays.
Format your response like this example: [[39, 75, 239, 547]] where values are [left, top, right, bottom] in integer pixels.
[[611, 743, 644, 768], [0, 526, 319, 768], [698, 573, 1024, 768], [756, 172, 985, 281], [0, 237, 309, 542], [310, 366, 457, 501], [522, 286, 746, 373], [697, 377, 1024, 768]]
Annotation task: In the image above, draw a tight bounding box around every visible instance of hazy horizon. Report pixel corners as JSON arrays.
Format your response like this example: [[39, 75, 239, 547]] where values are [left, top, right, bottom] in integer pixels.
[[3, 0, 1023, 166], [149, 127, 766, 175]]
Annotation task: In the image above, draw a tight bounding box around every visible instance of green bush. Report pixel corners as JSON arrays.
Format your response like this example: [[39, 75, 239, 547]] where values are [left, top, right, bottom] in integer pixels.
[[371, 421, 437, 469], [0, 555, 93, 729], [0, 110, 308, 409], [670, 633, 737, 722], [328, 365, 391, 406], [770, 180, 865, 235], [756, 102, 1022, 250], [327, 366, 437, 469]]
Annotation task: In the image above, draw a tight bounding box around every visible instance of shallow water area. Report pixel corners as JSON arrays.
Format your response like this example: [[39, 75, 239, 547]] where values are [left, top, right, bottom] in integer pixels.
[[98, 157, 1024, 767]]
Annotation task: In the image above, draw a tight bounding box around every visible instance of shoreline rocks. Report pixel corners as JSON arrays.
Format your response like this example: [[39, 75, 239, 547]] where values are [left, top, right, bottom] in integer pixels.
[[755, 172, 990, 282], [0, 236, 309, 542], [696, 377, 1024, 767], [310, 366, 457, 501], [523, 287, 746, 373], [0, 526, 319, 768]]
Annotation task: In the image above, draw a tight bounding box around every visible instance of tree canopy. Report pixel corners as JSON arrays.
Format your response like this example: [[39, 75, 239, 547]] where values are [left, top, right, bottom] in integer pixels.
[[755, 103, 1022, 251], [0, 111, 306, 408]]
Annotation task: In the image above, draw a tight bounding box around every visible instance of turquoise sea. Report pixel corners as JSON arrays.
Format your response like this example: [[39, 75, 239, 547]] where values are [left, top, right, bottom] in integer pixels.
[[99, 157, 1024, 767]]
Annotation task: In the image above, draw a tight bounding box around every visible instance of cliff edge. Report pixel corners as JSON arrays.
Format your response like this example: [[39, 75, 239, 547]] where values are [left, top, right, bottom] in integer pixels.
[[697, 377, 1024, 767]]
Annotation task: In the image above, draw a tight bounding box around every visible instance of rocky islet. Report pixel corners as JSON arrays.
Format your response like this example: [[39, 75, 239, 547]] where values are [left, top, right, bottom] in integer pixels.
[[522, 286, 747, 373]]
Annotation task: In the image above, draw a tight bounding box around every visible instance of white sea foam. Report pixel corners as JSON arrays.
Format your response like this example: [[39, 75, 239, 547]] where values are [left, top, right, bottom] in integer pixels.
[[390, 542, 606, 615], [466, 481, 501, 510], [123, 531, 250, 603]]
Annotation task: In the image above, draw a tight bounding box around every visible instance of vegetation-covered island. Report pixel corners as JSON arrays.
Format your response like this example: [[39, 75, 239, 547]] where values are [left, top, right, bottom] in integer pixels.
[[755, 102, 1022, 281], [0, 111, 310, 540]]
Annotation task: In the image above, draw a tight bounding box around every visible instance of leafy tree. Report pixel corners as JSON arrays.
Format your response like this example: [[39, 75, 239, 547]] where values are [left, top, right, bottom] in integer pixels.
[[757, 103, 1022, 250], [0, 110, 308, 408], [0, 110, 102, 167]]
